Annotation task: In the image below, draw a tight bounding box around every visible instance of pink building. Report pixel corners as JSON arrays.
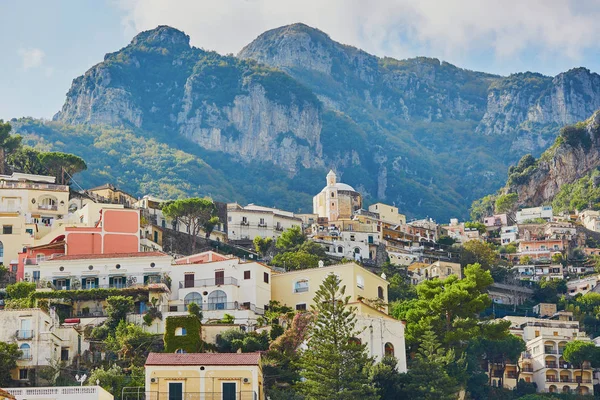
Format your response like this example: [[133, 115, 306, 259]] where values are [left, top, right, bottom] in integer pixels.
[[484, 214, 508, 227]]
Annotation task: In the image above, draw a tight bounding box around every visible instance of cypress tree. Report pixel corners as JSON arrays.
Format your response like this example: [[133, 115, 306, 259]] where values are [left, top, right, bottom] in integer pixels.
[[299, 273, 377, 400]]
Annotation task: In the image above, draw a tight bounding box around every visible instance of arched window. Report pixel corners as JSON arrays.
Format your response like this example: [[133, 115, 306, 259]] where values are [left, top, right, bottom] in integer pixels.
[[184, 292, 202, 310], [20, 343, 31, 359], [208, 290, 227, 310], [337, 246, 343, 253], [378, 286, 384, 300], [175, 327, 187, 336], [39, 196, 57, 210], [354, 248, 361, 254], [357, 275, 365, 289], [384, 342, 394, 357], [294, 279, 309, 293], [175, 348, 186, 354]]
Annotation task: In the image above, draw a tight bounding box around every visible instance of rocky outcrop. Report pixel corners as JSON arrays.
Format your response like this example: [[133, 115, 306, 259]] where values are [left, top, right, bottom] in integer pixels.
[[477, 69, 600, 137], [505, 110, 600, 206]]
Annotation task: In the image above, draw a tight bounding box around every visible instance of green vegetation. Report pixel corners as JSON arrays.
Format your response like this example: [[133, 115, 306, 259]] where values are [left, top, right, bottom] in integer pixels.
[[299, 274, 376, 400], [6, 281, 36, 299], [0, 342, 21, 386], [553, 168, 600, 212], [162, 197, 219, 252], [495, 193, 518, 214], [164, 315, 202, 353], [88, 364, 144, 400], [0, 119, 23, 175], [215, 328, 269, 353]]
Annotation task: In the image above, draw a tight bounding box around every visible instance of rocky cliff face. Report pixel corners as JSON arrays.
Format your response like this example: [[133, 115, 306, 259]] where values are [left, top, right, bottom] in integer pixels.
[[505, 110, 600, 206], [476, 69, 600, 137], [50, 24, 600, 219], [55, 26, 324, 173]]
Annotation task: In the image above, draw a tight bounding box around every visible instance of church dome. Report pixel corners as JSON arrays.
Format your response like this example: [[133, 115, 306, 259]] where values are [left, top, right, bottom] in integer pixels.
[[321, 182, 356, 192]]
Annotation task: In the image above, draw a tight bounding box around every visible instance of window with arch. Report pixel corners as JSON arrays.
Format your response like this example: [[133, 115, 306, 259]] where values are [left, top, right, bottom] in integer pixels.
[[184, 292, 202, 310], [377, 286, 384, 300], [354, 248, 361, 254], [175, 327, 187, 336], [175, 348, 186, 354], [348, 337, 361, 345], [294, 279, 309, 293], [38, 196, 58, 210], [384, 342, 394, 357], [337, 246, 343, 253], [208, 290, 227, 310], [356, 275, 365, 289], [19, 343, 31, 359]]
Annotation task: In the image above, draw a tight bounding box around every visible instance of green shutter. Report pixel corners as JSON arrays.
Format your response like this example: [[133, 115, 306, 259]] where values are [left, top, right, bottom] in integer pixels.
[[66, 279, 70, 290], [52, 279, 57, 288], [94, 278, 99, 288], [109, 277, 113, 288], [144, 275, 148, 285], [82, 279, 86, 288]]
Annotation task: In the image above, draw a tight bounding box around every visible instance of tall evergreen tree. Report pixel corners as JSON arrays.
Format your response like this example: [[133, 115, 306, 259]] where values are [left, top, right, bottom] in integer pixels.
[[404, 328, 461, 400], [0, 120, 22, 175], [299, 274, 376, 400]]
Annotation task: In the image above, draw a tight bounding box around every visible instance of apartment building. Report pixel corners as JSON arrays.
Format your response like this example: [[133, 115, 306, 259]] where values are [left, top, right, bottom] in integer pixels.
[[272, 262, 407, 371], [512, 264, 564, 282], [227, 203, 302, 241], [501, 226, 518, 245], [166, 254, 272, 327], [409, 261, 462, 285], [495, 313, 593, 395], [518, 239, 565, 261], [484, 214, 508, 228], [0, 308, 87, 385], [367, 203, 406, 225], [579, 210, 600, 232], [516, 206, 553, 224]]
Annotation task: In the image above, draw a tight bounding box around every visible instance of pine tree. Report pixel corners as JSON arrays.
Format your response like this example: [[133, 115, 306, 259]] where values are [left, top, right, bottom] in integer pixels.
[[299, 273, 377, 400], [404, 328, 461, 400]]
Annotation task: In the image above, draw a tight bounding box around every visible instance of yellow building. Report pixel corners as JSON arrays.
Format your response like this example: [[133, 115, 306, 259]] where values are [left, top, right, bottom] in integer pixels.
[[87, 183, 137, 207], [409, 261, 462, 284], [145, 352, 263, 400], [272, 262, 407, 371], [368, 203, 406, 225], [0, 173, 69, 267]]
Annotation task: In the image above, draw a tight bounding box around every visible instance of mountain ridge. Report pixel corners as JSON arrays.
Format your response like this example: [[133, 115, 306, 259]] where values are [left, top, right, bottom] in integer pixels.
[[14, 23, 600, 220]]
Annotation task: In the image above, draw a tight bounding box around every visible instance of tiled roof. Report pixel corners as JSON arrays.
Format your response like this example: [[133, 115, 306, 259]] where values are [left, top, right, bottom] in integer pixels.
[[145, 352, 261, 366], [50, 251, 169, 261], [0, 388, 16, 399]]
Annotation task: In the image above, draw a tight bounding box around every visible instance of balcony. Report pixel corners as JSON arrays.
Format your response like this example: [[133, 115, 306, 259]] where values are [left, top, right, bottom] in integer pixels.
[[522, 366, 534, 373], [18, 353, 33, 360], [546, 362, 557, 368], [16, 330, 34, 340], [506, 372, 517, 379], [164, 302, 264, 315], [38, 204, 58, 211], [545, 348, 558, 354], [0, 181, 68, 191], [179, 277, 238, 289], [258, 223, 267, 228]]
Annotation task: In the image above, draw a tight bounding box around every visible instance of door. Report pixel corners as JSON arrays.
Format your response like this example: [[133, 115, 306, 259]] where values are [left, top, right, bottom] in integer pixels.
[[20, 319, 31, 339], [222, 382, 236, 400], [168, 382, 183, 400], [215, 271, 224, 285], [184, 274, 194, 288]]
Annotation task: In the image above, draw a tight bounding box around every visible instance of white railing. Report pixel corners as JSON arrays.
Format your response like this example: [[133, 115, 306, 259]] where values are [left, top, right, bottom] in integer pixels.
[[6, 386, 100, 396]]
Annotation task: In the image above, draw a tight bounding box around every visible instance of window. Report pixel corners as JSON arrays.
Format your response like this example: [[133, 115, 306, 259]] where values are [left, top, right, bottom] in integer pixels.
[[294, 279, 309, 293], [184, 274, 195, 288], [169, 382, 183, 400], [184, 292, 202, 310], [348, 337, 361, 345], [2, 225, 12, 235], [222, 382, 236, 400], [259, 218, 265, 226], [241, 217, 248, 225], [19, 344, 31, 359], [384, 342, 394, 356], [377, 286, 384, 300], [447, 268, 452, 275], [19, 369, 28, 380], [264, 272, 269, 284], [331, 192, 335, 198], [243, 270, 251, 280], [61, 348, 69, 361], [337, 246, 343, 253], [215, 270, 225, 285], [208, 290, 227, 310], [228, 216, 232, 222], [0, 241, 3, 257], [56, 279, 66, 289], [357, 275, 365, 289], [296, 304, 307, 311], [535, 330, 540, 338], [175, 327, 187, 336]]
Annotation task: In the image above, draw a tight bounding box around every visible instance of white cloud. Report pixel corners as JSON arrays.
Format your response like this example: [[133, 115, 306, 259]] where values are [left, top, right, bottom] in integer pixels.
[[17, 47, 45, 70], [115, 0, 600, 74]]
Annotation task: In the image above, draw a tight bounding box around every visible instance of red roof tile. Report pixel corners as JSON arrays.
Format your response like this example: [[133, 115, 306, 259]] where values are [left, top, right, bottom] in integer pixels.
[[51, 251, 169, 261], [145, 352, 261, 366]]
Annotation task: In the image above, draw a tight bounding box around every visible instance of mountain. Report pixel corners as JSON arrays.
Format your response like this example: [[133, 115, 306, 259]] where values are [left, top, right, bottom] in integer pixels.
[[12, 24, 600, 220], [493, 110, 600, 212]]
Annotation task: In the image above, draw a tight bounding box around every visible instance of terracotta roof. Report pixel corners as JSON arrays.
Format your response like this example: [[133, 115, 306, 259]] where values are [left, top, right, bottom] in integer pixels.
[[50, 251, 169, 261], [145, 352, 261, 366]]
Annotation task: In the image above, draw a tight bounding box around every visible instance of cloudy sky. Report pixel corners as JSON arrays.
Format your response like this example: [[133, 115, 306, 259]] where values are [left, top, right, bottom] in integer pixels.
[[2, 0, 600, 120]]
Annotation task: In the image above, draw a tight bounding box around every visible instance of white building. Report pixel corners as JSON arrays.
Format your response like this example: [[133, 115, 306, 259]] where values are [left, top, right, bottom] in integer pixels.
[[516, 206, 553, 224], [316, 231, 376, 262], [166, 254, 272, 328], [227, 203, 302, 241], [579, 210, 600, 232], [501, 226, 519, 245], [0, 308, 87, 384], [512, 264, 564, 282], [27, 251, 172, 291]]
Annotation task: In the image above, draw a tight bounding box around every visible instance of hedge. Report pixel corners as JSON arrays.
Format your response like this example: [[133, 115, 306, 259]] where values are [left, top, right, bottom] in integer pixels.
[[30, 287, 163, 302]]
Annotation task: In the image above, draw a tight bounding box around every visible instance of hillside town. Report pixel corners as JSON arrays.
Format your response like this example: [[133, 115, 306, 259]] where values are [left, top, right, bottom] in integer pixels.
[[0, 168, 600, 400]]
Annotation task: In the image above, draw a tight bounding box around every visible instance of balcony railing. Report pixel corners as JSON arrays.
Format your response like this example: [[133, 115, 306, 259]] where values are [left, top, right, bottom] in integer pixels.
[[18, 353, 32, 360], [546, 362, 557, 368], [6, 386, 102, 397], [165, 302, 264, 315], [179, 277, 238, 289], [506, 373, 517, 379], [16, 330, 34, 340], [545, 348, 558, 354], [0, 181, 68, 191], [522, 367, 534, 373], [38, 204, 58, 211], [142, 391, 258, 400]]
